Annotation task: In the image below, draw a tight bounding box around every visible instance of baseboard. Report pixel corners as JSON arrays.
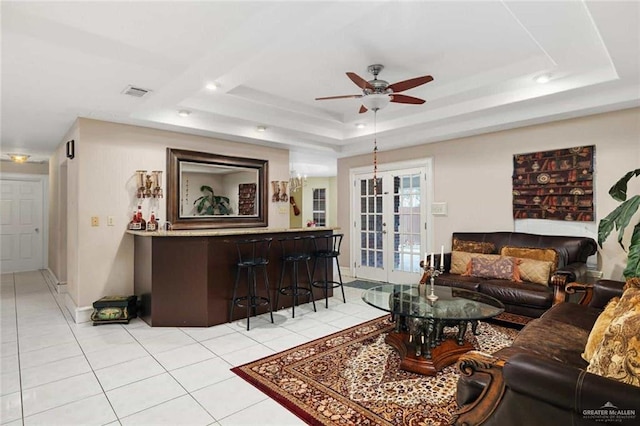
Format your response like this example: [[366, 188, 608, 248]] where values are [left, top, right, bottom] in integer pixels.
[[63, 293, 93, 324], [43, 268, 67, 293]]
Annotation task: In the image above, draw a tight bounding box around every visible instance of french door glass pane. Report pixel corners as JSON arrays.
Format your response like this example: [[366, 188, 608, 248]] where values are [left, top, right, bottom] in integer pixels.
[[393, 173, 421, 273], [359, 177, 383, 268]]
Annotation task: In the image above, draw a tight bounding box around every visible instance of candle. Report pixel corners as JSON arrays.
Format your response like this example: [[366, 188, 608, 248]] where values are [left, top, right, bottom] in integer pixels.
[[440, 245, 444, 268], [424, 252, 428, 268], [431, 252, 434, 268]]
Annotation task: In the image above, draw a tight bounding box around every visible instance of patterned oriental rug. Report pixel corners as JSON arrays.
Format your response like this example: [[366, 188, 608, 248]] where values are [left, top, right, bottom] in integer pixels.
[[232, 316, 518, 425]]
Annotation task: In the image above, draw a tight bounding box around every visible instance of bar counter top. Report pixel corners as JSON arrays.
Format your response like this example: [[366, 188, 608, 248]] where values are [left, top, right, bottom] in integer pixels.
[[127, 226, 338, 238]]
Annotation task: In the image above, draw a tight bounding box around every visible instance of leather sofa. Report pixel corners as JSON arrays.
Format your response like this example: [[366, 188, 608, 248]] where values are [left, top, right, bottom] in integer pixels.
[[434, 232, 598, 319], [452, 279, 640, 426]]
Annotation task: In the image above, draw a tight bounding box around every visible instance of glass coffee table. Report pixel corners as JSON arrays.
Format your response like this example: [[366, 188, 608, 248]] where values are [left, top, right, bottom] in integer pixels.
[[362, 284, 505, 375]]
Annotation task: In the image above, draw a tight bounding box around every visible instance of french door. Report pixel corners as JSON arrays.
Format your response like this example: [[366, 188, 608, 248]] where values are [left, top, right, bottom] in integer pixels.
[[353, 165, 429, 283]]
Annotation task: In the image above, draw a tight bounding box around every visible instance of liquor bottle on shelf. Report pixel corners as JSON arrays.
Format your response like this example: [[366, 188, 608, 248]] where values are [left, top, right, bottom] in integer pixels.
[[128, 210, 141, 230], [136, 205, 146, 231], [147, 211, 158, 232]]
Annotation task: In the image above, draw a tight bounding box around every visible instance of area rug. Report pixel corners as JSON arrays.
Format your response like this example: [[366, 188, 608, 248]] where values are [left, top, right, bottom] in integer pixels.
[[232, 316, 518, 425]]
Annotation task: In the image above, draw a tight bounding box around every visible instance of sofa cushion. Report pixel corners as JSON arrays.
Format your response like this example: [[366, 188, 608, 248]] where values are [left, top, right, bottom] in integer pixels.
[[465, 256, 519, 281], [587, 288, 640, 387], [500, 246, 559, 271], [540, 301, 601, 332], [479, 279, 553, 308], [452, 238, 495, 254], [434, 273, 481, 291], [498, 318, 589, 368], [516, 258, 554, 286], [581, 297, 620, 362]]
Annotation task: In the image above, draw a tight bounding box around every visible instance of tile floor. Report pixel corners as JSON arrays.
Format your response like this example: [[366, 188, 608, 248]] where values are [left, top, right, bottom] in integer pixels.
[[1, 271, 384, 425]]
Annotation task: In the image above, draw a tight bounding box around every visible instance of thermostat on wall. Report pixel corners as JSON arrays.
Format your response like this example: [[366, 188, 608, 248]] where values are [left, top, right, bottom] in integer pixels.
[[431, 202, 448, 216]]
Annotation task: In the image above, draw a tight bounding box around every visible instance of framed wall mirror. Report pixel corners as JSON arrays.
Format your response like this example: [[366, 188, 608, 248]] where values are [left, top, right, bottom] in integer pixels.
[[167, 148, 268, 229]]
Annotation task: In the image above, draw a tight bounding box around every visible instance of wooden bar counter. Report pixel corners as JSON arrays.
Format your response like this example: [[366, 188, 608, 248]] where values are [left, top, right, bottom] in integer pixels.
[[129, 227, 336, 327]]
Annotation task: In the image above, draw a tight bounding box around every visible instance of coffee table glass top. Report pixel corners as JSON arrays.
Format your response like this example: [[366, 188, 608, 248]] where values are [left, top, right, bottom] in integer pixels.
[[362, 284, 505, 321]]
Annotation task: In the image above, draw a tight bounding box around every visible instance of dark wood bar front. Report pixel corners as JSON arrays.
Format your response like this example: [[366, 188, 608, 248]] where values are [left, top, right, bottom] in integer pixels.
[[131, 228, 336, 327]]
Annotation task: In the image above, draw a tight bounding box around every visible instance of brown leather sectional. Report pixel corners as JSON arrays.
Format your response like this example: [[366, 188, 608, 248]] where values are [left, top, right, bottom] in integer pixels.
[[434, 231, 598, 318], [451, 279, 639, 426]]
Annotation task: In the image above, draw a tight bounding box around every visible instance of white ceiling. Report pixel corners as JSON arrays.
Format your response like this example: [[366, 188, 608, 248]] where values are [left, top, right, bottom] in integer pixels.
[[2, 1, 639, 176]]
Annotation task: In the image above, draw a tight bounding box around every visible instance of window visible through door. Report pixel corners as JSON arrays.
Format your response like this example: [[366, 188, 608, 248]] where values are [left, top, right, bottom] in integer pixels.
[[312, 188, 326, 226]]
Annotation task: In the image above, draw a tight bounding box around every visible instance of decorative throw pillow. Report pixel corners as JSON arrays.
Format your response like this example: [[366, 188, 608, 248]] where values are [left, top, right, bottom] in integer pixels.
[[452, 238, 495, 254], [464, 256, 519, 281], [450, 252, 499, 275], [587, 288, 640, 387], [623, 277, 640, 291], [581, 297, 620, 362], [500, 246, 559, 271], [516, 258, 555, 286]]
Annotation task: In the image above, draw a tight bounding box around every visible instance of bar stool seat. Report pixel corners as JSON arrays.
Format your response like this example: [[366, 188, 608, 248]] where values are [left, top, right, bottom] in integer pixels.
[[229, 238, 274, 330], [311, 233, 346, 308], [276, 236, 316, 318]]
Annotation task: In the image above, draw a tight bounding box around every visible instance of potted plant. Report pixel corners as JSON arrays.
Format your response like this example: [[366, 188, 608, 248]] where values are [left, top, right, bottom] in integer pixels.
[[193, 185, 232, 215], [598, 168, 640, 280]]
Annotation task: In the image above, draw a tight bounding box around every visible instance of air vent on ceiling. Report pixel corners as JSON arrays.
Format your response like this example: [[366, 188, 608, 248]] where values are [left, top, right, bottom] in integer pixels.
[[122, 85, 151, 98]]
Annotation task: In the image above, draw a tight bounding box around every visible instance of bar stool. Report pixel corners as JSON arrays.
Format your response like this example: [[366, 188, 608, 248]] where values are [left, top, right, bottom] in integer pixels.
[[229, 238, 274, 331], [276, 236, 317, 318], [311, 233, 346, 308]]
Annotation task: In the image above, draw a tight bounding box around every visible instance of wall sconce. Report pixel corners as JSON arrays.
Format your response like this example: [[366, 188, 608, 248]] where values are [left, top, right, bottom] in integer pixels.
[[136, 170, 163, 198], [289, 170, 307, 193], [8, 154, 30, 163], [66, 139, 75, 159]]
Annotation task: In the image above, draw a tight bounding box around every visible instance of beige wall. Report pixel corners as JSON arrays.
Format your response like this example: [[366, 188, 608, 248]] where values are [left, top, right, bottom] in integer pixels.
[[338, 107, 640, 281], [49, 118, 290, 310]]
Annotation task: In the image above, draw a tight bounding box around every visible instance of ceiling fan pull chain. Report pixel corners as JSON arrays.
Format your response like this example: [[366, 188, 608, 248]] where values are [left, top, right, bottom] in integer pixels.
[[373, 110, 378, 196]]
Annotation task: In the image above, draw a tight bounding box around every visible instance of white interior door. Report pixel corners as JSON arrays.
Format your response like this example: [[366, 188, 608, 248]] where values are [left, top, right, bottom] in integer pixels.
[[353, 166, 428, 283], [0, 177, 44, 273]]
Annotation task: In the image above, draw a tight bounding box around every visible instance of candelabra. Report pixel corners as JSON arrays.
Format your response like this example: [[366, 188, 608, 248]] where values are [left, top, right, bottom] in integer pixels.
[[423, 262, 444, 302]]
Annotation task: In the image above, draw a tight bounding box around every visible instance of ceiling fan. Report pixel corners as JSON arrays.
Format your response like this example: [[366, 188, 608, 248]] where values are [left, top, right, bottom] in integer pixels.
[[315, 64, 433, 113]]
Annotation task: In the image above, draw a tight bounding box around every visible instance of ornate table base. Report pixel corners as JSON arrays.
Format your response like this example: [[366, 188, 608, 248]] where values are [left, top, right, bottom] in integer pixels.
[[385, 332, 473, 375]]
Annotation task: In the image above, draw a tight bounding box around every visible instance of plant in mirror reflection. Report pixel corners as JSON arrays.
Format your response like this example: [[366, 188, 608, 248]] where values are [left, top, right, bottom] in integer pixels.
[[193, 185, 232, 215]]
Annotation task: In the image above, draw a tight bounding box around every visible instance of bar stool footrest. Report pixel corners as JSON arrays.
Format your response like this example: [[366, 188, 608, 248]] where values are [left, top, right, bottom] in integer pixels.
[[233, 296, 271, 309], [312, 281, 343, 289]]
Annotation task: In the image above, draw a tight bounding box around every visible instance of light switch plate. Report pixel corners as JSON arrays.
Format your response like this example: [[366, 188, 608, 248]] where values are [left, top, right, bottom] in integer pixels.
[[107, 216, 115, 226], [431, 202, 448, 216]]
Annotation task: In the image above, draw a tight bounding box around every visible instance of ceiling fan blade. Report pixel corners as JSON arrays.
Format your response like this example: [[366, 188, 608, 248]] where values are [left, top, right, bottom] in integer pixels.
[[388, 75, 434, 93], [390, 94, 426, 104], [315, 94, 362, 101], [359, 105, 368, 114], [347, 72, 374, 90]]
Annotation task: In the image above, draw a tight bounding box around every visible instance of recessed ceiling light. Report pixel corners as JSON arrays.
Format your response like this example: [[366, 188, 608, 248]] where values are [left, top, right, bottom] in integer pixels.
[[8, 154, 30, 163], [205, 82, 219, 91], [535, 74, 551, 84], [355, 123, 366, 129], [178, 110, 191, 117], [256, 126, 267, 132]]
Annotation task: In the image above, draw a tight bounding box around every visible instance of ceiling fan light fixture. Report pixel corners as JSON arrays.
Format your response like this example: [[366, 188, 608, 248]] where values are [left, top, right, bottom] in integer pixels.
[[205, 82, 219, 91], [362, 93, 390, 112]]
